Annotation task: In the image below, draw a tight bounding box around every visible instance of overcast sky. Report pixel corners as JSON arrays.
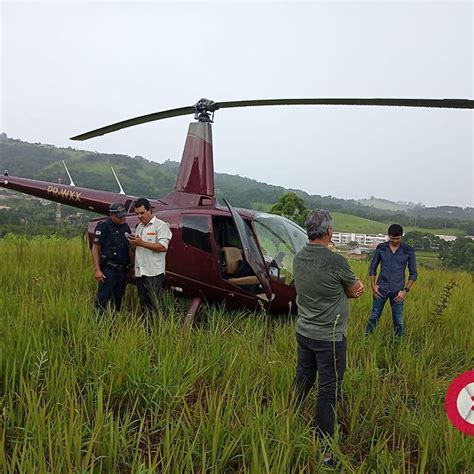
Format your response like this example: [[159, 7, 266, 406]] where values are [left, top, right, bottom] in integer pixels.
[[1, 0, 473, 207]]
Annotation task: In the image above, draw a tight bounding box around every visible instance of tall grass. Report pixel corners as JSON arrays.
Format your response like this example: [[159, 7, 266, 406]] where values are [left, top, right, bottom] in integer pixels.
[[0, 235, 473, 472]]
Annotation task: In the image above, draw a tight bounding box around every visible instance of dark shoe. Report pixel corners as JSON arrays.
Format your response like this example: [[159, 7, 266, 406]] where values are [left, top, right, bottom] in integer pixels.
[[322, 453, 336, 470]]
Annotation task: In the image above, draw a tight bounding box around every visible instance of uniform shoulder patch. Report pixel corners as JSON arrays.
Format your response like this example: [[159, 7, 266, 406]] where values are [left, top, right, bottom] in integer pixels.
[[94, 221, 107, 236]]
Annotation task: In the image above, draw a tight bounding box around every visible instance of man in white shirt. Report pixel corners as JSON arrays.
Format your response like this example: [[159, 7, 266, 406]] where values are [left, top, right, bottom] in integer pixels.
[[127, 198, 172, 311]]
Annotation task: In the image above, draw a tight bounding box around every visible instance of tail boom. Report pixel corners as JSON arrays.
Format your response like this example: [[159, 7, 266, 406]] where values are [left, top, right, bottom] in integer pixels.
[[1, 175, 137, 215]]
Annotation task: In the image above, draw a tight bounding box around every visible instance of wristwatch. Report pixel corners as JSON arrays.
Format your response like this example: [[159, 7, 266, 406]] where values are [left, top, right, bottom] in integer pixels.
[[403, 287, 410, 293]]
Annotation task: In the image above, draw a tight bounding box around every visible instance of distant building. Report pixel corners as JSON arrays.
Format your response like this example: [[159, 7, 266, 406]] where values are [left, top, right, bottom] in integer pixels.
[[332, 232, 387, 248], [435, 235, 457, 242], [349, 247, 363, 255]]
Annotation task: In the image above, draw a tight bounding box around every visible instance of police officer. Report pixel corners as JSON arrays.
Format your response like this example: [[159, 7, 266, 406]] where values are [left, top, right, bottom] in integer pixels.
[[91, 202, 132, 314]]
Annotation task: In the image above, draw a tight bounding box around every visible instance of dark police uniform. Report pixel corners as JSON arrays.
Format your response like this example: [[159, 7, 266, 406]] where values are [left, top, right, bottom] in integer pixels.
[[93, 218, 131, 313]]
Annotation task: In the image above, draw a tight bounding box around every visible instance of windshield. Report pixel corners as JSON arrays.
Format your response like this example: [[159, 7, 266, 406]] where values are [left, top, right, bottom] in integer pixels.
[[254, 213, 307, 285]]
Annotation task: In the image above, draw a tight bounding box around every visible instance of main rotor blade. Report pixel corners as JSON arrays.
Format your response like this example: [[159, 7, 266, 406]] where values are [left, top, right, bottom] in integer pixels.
[[214, 98, 474, 110], [71, 97, 473, 141], [70, 105, 194, 140]]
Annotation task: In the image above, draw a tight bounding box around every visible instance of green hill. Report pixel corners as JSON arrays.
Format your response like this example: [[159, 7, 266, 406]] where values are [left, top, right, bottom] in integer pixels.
[[332, 212, 465, 236], [0, 135, 472, 236], [333, 212, 388, 233], [357, 197, 415, 212]]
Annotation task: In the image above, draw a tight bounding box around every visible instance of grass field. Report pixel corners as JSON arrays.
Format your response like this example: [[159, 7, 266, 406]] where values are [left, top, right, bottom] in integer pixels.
[[415, 251, 443, 270], [1, 236, 473, 472]]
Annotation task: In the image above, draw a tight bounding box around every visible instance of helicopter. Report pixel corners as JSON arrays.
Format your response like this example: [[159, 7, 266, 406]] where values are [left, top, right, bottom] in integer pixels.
[[2, 97, 473, 319]]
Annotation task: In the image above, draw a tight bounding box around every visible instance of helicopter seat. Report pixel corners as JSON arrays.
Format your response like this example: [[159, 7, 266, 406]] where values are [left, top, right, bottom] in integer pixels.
[[222, 246, 259, 286], [256, 293, 275, 303]]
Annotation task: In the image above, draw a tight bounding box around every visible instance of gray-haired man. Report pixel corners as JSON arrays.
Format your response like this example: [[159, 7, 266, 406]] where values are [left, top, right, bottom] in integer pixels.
[[292, 209, 364, 467]]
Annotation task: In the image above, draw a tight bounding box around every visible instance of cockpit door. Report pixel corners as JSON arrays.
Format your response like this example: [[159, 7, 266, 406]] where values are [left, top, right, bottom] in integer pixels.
[[223, 199, 272, 300]]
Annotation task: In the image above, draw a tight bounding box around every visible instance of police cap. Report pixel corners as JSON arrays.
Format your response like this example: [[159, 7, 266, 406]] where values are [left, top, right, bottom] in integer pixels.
[[109, 202, 127, 218]]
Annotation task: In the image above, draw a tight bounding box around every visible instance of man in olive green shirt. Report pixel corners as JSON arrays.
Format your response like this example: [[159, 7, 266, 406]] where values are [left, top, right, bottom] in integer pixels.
[[292, 209, 364, 467]]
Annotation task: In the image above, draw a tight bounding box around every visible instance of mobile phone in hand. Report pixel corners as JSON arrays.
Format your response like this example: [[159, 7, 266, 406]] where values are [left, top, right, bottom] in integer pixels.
[[125, 232, 133, 240]]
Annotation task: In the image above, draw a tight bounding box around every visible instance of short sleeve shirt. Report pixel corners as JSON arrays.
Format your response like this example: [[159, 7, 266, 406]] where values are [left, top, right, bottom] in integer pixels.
[[293, 243, 356, 341], [93, 219, 131, 264], [134, 216, 173, 277]]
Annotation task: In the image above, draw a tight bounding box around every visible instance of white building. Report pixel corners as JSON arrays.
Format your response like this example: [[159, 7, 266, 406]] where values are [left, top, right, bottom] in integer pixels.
[[332, 232, 387, 247], [435, 235, 457, 242]]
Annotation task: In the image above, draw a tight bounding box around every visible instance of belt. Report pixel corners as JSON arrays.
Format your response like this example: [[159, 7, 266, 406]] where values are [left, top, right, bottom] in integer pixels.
[[103, 261, 129, 272]]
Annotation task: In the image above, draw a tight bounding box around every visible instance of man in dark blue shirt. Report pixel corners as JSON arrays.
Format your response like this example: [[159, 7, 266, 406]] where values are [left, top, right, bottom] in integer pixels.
[[366, 224, 417, 336], [91, 203, 132, 314]]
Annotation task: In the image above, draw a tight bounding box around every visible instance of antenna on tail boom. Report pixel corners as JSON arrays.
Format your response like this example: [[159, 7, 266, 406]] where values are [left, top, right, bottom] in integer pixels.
[[62, 161, 76, 187], [111, 167, 126, 195]]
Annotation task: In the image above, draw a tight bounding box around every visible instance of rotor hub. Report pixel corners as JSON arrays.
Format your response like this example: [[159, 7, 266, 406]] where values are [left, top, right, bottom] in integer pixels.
[[194, 98, 217, 122]]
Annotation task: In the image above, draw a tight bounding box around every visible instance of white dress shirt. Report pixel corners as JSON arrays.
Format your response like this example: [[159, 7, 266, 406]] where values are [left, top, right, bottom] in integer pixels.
[[134, 216, 172, 277]]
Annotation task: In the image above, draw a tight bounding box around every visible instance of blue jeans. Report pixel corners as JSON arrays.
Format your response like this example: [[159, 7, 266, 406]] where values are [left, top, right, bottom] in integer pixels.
[[366, 292, 404, 336]]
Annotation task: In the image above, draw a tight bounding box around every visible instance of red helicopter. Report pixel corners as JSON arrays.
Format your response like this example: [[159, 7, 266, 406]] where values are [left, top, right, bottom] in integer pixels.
[[2, 98, 473, 318]]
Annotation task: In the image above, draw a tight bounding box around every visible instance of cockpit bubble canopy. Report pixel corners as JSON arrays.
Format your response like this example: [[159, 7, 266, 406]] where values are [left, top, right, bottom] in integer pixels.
[[253, 213, 307, 285]]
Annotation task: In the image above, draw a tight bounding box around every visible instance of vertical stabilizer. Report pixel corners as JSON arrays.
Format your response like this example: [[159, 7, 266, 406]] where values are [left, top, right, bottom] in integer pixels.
[[175, 122, 214, 196]]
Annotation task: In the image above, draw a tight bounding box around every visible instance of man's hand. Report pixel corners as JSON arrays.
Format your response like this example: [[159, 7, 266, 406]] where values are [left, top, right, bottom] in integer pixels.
[[394, 289, 407, 303], [355, 280, 365, 297], [127, 235, 142, 249], [128, 234, 167, 253], [346, 279, 365, 298], [95, 269, 106, 283], [371, 283, 382, 298]]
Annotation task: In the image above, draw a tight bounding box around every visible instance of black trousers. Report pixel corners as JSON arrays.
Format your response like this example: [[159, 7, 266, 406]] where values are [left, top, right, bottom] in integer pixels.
[[292, 333, 347, 438], [136, 274, 164, 311], [96, 266, 128, 314]]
